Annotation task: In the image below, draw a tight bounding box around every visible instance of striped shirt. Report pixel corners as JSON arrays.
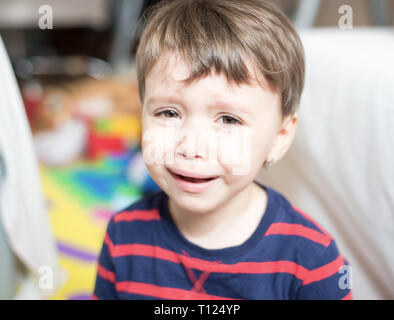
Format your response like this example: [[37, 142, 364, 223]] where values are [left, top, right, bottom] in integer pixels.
[[93, 181, 352, 300]]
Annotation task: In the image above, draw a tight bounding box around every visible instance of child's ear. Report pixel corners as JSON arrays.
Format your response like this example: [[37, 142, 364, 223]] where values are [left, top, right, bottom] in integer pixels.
[[264, 112, 298, 167]]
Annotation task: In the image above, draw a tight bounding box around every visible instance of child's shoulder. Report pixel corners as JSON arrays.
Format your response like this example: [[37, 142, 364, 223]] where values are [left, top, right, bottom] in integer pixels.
[[264, 186, 351, 299], [105, 190, 166, 240], [266, 184, 334, 245], [263, 185, 343, 266]]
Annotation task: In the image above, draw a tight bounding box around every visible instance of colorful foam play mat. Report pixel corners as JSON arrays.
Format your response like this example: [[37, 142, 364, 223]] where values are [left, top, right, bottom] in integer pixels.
[[42, 148, 159, 300]]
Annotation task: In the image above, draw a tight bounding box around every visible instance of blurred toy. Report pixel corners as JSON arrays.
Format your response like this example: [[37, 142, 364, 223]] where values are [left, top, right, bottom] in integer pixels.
[[73, 94, 113, 120], [94, 115, 141, 141], [87, 115, 141, 160], [87, 132, 126, 160], [21, 81, 43, 127], [22, 76, 142, 165], [72, 78, 142, 160], [24, 84, 74, 133], [70, 77, 141, 120], [33, 118, 88, 166]]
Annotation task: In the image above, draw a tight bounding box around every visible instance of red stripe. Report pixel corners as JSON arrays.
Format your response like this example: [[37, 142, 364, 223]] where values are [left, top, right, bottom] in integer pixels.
[[341, 291, 352, 300], [303, 255, 345, 285], [114, 209, 161, 223], [114, 243, 179, 262], [115, 281, 239, 300], [112, 243, 309, 280], [97, 264, 116, 283], [91, 294, 99, 300], [292, 206, 333, 239], [104, 233, 114, 256], [265, 223, 331, 247]]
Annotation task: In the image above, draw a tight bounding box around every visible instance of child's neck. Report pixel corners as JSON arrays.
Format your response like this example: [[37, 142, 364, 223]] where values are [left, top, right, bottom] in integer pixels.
[[168, 182, 268, 250]]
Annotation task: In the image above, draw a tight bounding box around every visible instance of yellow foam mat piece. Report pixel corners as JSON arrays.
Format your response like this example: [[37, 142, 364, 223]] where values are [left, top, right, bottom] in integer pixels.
[[41, 168, 108, 300]]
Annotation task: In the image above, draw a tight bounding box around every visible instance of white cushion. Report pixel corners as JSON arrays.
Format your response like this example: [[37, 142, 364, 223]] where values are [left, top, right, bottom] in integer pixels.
[[258, 28, 394, 300]]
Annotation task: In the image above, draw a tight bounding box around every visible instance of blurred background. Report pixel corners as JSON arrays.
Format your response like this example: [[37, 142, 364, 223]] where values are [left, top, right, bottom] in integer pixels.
[[0, 0, 393, 300]]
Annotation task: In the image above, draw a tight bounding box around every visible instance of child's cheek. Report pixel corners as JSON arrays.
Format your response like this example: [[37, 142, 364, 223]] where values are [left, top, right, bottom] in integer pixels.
[[216, 127, 254, 177], [141, 126, 175, 166]]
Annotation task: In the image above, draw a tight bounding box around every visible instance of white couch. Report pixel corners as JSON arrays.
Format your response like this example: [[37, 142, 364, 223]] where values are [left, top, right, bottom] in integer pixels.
[[258, 28, 394, 300]]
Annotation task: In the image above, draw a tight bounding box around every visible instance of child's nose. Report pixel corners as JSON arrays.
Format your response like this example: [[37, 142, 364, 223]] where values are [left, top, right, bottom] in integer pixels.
[[175, 121, 209, 161]]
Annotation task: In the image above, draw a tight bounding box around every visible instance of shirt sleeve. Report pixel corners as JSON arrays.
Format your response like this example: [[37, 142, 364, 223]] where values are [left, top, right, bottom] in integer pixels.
[[296, 240, 353, 300], [93, 218, 118, 300]]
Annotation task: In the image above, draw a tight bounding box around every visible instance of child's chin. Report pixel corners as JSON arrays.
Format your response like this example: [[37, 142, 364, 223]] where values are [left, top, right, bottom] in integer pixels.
[[174, 194, 221, 215]]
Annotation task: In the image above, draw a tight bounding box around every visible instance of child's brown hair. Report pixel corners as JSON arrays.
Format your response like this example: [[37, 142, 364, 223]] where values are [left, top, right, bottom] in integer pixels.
[[136, 0, 305, 120]]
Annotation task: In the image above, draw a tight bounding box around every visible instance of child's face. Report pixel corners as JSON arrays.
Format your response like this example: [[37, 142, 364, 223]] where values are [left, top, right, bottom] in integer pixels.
[[141, 52, 289, 214]]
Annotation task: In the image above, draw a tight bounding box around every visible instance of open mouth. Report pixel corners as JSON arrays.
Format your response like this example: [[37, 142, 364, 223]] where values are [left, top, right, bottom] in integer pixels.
[[168, 168, 217, 184], [174, 174, 214, 183], [167, 168, 218, 193]]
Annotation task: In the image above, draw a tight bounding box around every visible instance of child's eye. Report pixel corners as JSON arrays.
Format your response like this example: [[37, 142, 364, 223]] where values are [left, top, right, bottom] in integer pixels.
[[156, 109, 180, 119], [218, 115, 242, 125]]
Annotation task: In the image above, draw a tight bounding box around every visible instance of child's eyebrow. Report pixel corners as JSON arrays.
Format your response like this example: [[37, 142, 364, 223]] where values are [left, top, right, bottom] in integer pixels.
[[207, 99, 254, 116], [146, 95, 253, 116], [146, 95, 181, 106]]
